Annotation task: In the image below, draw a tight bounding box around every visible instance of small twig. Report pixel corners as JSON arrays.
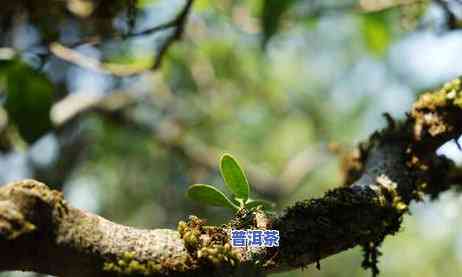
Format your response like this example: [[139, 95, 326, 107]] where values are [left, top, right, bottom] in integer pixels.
[[152, 0, 194, 70], [49, 42, 154, 76], [47, 0, 195, 75], [454, 138, 462, 150], [126, 0, 138, 35], [434, 0, 458, 30], [68, 0, 194, 47]]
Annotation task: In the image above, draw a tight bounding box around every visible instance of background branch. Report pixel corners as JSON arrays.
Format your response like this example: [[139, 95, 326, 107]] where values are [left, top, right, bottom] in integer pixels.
[[44, 0, 195, 75]]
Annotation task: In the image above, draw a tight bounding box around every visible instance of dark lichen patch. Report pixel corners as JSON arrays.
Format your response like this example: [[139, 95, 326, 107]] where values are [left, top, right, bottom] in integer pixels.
[[340, 118, 409, 189], [409, 154, 454, 200], [271, 186, 403, 269], [361, 241, 382, 277], [365, 169, 404, 272]]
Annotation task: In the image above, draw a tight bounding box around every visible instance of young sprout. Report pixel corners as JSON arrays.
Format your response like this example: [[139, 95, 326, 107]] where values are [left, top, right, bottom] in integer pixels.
[[187, 153, 274, 211]]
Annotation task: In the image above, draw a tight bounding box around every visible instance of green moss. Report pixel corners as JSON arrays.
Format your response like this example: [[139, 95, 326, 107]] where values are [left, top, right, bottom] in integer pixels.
[[102, 251, 164, 275], [196, 243, 240, 266], [178, 215, 241, 268], [411, 77, 462, 140], [414, 78, 462, 110], [454, 96, 462, 108], [371, 175, 407, 213], [102, 250, 192, 276]]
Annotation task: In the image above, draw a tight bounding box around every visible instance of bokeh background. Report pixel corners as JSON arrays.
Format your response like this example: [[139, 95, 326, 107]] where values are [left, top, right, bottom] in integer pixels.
[[1, 0, 462, 276]]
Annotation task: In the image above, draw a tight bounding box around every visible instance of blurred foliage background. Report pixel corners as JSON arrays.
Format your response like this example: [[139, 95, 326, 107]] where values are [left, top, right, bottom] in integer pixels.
[[2, 0, 462, 276]]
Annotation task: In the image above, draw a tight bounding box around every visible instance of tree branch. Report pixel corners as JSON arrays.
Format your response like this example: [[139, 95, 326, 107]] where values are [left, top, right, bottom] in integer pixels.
[[1, 78, 462, 276], [434, 0, 459, 30], [47, 0, 195, 76]]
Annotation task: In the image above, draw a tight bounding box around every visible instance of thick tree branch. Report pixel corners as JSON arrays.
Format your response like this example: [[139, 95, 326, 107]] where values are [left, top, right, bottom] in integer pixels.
[[269, 78, 462, 271], [1, 78, 462, 276]]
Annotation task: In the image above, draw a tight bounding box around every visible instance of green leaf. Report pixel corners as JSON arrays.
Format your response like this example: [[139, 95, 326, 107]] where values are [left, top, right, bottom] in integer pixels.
[[261, 0, 296, 48], [220, 153, 250, 201], [1, 59, 54, 144], [187, 184, 239, 210], [245, 198, 275, 210], [361, 11, 392, 57]]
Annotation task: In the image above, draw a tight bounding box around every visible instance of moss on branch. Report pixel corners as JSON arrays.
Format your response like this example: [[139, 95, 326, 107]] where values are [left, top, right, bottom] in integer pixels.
[[2, 78, 462, 276]]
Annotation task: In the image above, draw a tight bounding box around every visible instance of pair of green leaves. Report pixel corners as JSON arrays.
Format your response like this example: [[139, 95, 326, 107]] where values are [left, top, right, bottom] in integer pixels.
[[187, 153, 273, 211]]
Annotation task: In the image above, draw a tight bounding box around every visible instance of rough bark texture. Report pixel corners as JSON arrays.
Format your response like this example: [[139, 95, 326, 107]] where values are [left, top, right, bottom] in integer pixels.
[[1, 77, 462, 276]]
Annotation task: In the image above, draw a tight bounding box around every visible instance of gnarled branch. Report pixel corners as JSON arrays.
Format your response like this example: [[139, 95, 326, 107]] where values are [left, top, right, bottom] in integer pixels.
[[1, 78, 462, 276]]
